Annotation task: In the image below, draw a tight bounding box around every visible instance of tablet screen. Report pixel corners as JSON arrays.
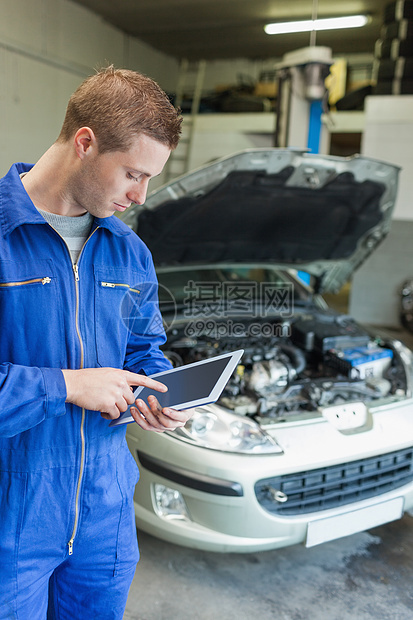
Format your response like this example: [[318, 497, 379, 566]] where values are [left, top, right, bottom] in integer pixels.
[[135, 355, 230, 409]]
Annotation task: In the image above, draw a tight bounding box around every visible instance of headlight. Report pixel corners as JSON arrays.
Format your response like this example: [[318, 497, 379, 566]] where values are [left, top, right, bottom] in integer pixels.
[[169, 404, 283, 455]]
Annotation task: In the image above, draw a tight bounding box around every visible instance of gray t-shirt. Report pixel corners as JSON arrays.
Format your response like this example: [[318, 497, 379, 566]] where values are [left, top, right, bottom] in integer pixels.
[[37, 208, 94, 263], [20, 172, 94, 263]]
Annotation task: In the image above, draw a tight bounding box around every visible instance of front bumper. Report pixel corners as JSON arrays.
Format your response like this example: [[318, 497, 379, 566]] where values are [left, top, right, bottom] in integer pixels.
[[126, 399, 413, 553]]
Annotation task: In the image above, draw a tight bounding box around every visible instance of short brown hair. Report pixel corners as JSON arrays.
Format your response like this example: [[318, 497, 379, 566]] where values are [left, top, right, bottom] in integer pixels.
[[58, 66, 182, 153]]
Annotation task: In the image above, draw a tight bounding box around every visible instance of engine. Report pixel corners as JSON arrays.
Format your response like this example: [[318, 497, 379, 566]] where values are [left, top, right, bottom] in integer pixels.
[[162, 311, 408, 420]]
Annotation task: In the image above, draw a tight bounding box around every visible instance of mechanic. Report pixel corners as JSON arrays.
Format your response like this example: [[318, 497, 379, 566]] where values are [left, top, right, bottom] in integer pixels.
[[0, 66, 189, 619]]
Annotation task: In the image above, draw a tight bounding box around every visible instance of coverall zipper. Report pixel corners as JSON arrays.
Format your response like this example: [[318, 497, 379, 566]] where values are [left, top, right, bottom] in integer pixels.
[[101, 281, 140, 294], [48, 225, 99, 556], [0, 277, 51, 286]]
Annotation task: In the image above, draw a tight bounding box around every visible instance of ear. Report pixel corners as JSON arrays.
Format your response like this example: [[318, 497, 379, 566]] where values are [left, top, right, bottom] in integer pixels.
[[74, 127, 97, 160]]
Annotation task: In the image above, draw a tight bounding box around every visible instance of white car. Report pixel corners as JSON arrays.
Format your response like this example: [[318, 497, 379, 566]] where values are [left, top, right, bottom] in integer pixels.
[[121, 148, 413, 552]]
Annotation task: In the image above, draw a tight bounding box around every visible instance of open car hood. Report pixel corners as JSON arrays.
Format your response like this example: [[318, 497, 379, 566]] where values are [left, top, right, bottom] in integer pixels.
[[121, 149, 400, 294]]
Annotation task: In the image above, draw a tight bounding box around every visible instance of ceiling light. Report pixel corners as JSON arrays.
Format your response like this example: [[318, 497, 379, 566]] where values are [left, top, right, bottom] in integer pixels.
[[264, 15, 368, 36]]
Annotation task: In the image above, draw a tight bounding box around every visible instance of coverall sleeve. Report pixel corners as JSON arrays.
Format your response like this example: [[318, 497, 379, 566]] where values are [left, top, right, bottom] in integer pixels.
[[0, 363, 67, 437], [123, 254, 173, 377]]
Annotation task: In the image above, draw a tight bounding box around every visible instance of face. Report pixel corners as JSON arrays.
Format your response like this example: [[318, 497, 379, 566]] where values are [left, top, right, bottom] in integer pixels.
[[68, 133, 171, 219]]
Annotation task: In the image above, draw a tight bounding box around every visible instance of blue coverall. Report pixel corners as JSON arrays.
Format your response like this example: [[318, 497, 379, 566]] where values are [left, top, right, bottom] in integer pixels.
[[0, 163, 172, 619]]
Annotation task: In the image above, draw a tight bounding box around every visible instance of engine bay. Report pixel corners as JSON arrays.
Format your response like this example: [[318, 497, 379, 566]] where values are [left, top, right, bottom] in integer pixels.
[[163, 310, 409, 421]]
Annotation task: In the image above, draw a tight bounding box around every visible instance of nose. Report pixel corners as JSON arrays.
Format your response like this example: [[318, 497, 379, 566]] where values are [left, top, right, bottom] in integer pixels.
[[126, 180, 149, 206]]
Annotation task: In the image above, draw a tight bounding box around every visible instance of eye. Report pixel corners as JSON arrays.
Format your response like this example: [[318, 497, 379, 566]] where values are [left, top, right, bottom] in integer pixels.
[[127, 172, 140, 182]]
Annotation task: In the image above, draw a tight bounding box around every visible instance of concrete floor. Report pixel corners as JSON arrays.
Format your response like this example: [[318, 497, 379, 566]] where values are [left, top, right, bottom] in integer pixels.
[[125, 317, 413, 620], [125, 515, 413, 620]]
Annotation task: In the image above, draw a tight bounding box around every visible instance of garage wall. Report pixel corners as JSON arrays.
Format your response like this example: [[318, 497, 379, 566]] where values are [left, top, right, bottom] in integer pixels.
[[349, 96, 413, 327], [0, 0, 179, 177]]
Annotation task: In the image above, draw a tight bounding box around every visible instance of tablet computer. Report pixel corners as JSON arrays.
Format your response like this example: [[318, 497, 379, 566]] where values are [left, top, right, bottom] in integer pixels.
[[109, 349, 244, 427]]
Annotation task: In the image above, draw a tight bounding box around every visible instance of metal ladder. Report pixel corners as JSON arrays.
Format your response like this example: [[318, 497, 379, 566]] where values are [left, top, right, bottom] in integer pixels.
[[165, 59, 206, 181]]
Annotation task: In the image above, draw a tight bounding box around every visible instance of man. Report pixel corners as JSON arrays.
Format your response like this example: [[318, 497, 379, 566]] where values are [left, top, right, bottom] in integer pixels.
[[0, 66, 191, 619]]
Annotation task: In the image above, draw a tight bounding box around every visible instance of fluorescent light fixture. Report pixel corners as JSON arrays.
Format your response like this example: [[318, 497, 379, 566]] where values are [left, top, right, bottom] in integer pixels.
[[264, 15, 368, 35]]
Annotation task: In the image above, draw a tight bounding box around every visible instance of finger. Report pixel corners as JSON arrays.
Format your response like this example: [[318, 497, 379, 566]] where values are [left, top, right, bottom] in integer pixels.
[[100, 406, 121, 420], [146, 396, 188, 430], [124, 388, 136, 406], [141, 396, 169, 427], [134, 397, 171, 431], [129, 405, 166, 433], [101, 390, 133, 419], [123, 371, 168, 393], [160, 407, 190, 425], [116, 395, 132, 412]]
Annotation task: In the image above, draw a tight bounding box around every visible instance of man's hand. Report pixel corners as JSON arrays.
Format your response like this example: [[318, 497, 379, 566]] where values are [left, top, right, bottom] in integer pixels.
[[129, 396, 195, 433], [62, 367, 168, 420], [61, 367, 195, 432]]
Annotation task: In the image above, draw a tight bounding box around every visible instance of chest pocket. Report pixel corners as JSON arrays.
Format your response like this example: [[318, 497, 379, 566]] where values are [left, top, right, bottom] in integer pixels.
[[0, 259, 64, 366], [94, 266, 147, 368]]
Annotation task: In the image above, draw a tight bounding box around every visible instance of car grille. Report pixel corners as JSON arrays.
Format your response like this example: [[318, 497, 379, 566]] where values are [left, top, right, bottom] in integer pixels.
[[255, 447, 413, 516]]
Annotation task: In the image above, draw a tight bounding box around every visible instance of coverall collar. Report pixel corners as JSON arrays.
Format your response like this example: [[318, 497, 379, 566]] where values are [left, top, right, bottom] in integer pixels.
[[0, 163, 132, 239]]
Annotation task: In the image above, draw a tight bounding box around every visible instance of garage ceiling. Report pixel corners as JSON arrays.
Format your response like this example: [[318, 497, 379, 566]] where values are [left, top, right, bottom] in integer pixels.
[[72, 0, 391, 60]]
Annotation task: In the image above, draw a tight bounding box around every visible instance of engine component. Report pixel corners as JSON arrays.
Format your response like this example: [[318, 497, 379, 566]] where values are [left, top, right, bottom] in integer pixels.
[[220, 395, 257, 415], [162, 311, 406, 421], [248, 360, 289, 395], [365, 376, 392, 397], [291, 313, 370, 353], [246, 343, 306, 397], [324, 345, 393, 379]]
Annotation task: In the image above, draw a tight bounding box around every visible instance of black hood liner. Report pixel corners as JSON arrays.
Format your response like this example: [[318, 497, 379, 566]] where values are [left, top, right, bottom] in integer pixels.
[[137, 167, 386, 266]]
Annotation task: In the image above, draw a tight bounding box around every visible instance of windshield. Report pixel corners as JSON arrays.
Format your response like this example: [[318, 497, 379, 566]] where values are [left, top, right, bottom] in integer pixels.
[[157, 266, 312, 316]]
